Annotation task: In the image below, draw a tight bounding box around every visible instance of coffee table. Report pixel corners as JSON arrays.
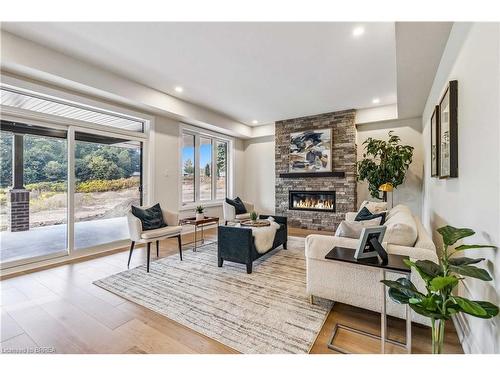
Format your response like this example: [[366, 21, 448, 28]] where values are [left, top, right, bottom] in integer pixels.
[[179, 216, 219, 251], [324, 246, 412, 354]]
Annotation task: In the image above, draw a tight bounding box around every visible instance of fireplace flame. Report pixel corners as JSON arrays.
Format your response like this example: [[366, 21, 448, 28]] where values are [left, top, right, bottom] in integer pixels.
[[293, 198, 334, 210]]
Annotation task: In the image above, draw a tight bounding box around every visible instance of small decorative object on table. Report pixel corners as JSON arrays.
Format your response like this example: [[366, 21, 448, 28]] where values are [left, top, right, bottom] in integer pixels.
[[382, 225, 498, 354], [195, 205, 205, 221], [354, 226, 387, 261], [241, 219, 271, 227], [249, 211, 258, 222]]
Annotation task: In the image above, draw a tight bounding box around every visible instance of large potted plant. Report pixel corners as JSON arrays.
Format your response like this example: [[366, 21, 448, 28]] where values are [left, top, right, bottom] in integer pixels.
[[382, 225, 498, 354], [357, 131, 414, 200]]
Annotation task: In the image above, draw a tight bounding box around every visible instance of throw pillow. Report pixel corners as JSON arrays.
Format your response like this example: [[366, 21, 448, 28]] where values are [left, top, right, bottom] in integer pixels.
[[359, 200, 388, 214], [225, 197, 247, 215], [131, 203, 167, 231], [355, 206, 387, 224], [335, 218, 382, 239]]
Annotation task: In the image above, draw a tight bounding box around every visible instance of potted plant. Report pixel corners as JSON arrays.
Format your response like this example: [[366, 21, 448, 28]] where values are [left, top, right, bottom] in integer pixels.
[[357, 131, 414, 200], [382, 225, 498, 354], [249, 211, 258, 222], [195, 205, 205, 221]]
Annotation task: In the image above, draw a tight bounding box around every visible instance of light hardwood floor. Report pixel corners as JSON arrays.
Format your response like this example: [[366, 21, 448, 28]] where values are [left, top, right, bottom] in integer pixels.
[[0, 228, 463, 354]]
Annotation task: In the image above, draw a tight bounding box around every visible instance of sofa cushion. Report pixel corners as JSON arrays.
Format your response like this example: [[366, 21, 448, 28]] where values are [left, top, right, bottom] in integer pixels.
[[383, 209, 418, 247], [354, 207, 387, 224], [335, 218, 382, 239], [359, 200, 388, 214], [386, 204, 412, 221], [225, 197, 247, 214], [131, 203, 167, 231], [305, 234, 359, 260], [141, 225, 182, 239]]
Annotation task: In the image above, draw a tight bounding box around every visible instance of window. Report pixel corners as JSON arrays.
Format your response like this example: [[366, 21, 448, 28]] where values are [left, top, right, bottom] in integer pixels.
[[181, 129, 229, 206], [0, 85, 148, 270]]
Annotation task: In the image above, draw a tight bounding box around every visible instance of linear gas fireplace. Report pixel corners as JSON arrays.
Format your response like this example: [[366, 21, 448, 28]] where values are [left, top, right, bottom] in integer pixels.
[[289, 190, 336, 212]]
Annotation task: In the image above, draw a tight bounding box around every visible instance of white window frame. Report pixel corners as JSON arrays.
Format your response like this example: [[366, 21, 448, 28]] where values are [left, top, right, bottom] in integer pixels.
[[0, 82, 154, 273], [179, 123, 232, 210]]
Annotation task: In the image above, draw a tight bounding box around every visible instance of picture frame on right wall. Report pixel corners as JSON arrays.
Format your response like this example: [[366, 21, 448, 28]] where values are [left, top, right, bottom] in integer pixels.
[[430, 105, 440, 177], [439, 80, 458, 178]]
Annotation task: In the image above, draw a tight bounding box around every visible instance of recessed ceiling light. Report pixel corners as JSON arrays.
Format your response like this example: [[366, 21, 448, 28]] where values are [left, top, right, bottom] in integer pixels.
[[252, 120, 259, 125], [352, 26, 365, 37], [372, 98, 380, 104], [174, 86, 183, 93]]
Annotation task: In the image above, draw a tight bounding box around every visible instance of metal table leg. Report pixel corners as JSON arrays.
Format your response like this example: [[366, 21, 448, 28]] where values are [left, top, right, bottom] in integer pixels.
[[193, 224, 197, 252], [328, 269, 411, 354], [381, 269, 386, 354], [406, 274, 412, 353]]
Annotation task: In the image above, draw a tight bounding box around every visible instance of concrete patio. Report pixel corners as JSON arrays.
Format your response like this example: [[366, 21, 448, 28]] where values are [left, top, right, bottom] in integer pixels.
[[0, 217, 129, 264]]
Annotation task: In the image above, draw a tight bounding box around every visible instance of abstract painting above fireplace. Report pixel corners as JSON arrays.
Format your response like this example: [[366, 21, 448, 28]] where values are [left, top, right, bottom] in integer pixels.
[[289, 190, 336, 212]]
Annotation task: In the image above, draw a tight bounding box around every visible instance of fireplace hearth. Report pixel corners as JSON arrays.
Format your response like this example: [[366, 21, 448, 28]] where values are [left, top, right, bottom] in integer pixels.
[[289, 190, 336, 212]]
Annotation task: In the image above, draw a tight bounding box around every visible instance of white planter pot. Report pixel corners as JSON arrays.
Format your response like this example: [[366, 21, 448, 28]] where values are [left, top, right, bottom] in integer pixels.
[[196, 213, 204, 221]]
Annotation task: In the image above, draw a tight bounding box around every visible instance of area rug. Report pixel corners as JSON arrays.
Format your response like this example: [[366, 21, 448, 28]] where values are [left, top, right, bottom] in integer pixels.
[[94, 236, 332, 353]]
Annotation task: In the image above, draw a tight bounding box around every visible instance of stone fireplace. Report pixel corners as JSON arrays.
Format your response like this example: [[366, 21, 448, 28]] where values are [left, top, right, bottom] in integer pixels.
[[275, 109, 357, 231]]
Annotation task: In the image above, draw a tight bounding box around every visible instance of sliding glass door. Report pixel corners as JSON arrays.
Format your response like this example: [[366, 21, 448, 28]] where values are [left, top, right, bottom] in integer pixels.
[[0, 123, 68, 266], [74, 132, 142, 250], [0, 121, 144, 269]]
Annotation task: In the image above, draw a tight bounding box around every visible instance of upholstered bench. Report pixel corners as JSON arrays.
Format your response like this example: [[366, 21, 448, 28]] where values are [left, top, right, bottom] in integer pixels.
[[217, 215, 287, 273]]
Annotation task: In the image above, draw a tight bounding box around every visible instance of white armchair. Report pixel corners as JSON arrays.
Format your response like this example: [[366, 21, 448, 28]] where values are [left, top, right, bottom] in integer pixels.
[[222, 200, 254, 225], [127, 205, 183, 272]]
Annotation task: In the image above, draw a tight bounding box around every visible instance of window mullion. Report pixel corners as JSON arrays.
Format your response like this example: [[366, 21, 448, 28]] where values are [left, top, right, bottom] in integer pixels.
[[67, 127, 75, 255], [211, 138, 216, 201], [195, 134, 200, 203]]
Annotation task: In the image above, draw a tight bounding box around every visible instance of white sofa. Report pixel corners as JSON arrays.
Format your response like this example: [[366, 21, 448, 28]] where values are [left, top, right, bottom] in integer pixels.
[[305, 204, 438, 326], [223, 200, 254, 224]]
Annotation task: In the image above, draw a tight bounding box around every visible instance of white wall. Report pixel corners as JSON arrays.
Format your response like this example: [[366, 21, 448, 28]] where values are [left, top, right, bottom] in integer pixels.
[[356, 117, 424, 216], [422, 23, 500, 354], [242, 136, 276, 214]]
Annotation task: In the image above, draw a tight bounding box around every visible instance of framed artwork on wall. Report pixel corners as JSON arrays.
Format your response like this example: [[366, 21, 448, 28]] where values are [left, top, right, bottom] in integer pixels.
[[288, 128, 332, 172], [439, 80, 458, 178], [430, 105, 440, 177]]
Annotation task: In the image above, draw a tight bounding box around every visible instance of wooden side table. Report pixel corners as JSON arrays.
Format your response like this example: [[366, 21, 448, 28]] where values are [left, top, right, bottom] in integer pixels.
[[179, 216, 219, 251], [324, 246, 412, 354]]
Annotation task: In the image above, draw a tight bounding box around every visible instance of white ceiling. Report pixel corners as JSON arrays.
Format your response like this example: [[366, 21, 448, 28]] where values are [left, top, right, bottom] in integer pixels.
[[2, 22, 399, 126]]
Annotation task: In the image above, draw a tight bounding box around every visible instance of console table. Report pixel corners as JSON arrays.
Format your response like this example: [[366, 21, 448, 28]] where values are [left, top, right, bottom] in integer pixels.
[[179, 216, 219, 251], [324, 246, 412, 354]]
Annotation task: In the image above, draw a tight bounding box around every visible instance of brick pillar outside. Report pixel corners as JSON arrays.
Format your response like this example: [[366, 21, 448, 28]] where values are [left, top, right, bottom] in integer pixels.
[[8, 189, 30, 232]]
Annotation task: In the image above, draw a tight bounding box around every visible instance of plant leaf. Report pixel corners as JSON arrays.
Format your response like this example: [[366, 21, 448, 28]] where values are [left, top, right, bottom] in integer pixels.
[[430, 276, 459, 291], [382, 278, 423, 304], [437, 226, 475, 246], [408, 260, 442, 284], [409, 303, 448, 320], [448, 257, 484, 266], [388, 288, 411, 304], [468, 301, 499, 318], [454, 244, 497, 251], [453, 296, 487, 317], [449, 265, 492, 281]]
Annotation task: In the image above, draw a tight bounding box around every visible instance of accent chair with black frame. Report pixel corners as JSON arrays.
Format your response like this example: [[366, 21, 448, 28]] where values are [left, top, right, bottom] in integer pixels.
[[217, 215, 287, 274], [127, 205, 183, 272]]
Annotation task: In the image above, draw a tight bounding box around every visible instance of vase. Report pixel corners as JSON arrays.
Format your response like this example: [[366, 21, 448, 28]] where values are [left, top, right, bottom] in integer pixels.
[[196, 213, 204, 221], [431, 318, 446, 354]]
